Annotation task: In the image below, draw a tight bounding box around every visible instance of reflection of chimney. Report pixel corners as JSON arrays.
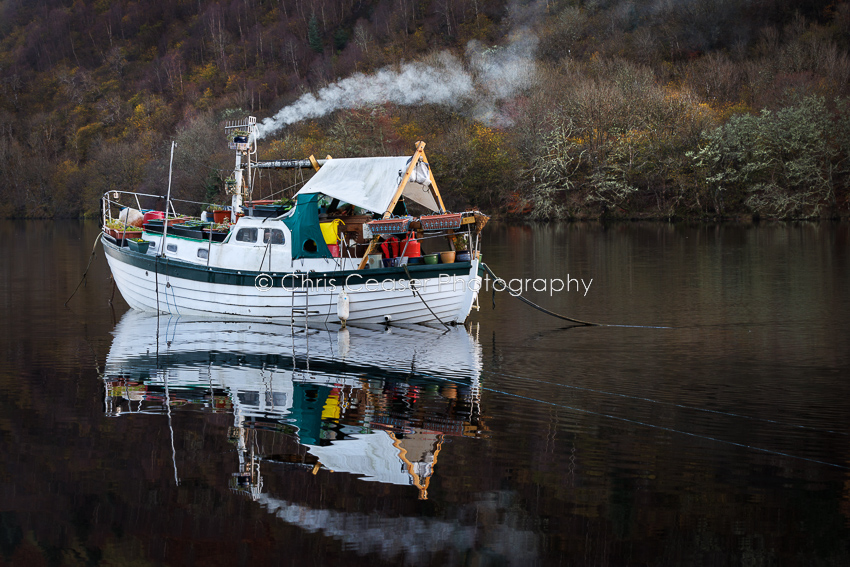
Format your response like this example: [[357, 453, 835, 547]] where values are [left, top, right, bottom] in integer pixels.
[[229, 425, 263, 500], [389, 431, 444, 500]]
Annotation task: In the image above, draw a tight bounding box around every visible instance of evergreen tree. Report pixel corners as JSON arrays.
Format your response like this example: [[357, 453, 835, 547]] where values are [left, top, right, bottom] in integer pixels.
[[308, 16, 323, 54], [333, 28, 349, 52]]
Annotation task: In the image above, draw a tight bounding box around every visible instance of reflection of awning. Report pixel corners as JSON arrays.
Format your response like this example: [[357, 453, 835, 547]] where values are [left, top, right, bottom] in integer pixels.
[[306, 430, 411, 485], [295, 157, 440, 214]]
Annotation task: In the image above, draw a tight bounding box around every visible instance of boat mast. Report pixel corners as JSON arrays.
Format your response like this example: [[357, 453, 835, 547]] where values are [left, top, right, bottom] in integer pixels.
[[224, 116, 259, 222], [158, 140, 176, 256]]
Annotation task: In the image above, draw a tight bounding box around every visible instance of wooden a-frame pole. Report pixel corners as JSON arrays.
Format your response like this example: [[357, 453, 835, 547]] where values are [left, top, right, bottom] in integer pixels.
[[357, 141, 433, 270]]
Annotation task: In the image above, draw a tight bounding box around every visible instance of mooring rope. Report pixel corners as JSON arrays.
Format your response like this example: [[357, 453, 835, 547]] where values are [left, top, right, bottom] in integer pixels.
[[403, 265, 451, 330], [480, 263, 598, 326], [477, 381, 849, 470], [480, 263, 672, 329], [480, 367, 849, 437], [65, 231, 104, 306]]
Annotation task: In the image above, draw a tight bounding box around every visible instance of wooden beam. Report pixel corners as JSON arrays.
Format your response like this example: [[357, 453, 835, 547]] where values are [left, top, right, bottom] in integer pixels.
[[308, 154, 321, 171], [420, 149, 446, 214], [356, 141, 426, 269], [357, 235, 382, 270], [382, 141, 426, 219]]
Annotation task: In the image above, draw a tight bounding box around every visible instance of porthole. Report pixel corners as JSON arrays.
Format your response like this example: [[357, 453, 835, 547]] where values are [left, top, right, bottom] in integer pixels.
[[197, 248, 208, 259], [166, 244, 177, 253]]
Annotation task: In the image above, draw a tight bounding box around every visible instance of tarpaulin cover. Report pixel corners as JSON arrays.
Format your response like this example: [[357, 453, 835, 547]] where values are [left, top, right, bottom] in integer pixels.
[[283, 194, 332, 259], [295, 157, 441, 214]]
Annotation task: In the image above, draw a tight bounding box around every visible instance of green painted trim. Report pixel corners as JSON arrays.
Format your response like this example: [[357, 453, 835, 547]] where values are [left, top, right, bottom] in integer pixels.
[[143, 231, 226, 243], [103, 235, 476, 289]]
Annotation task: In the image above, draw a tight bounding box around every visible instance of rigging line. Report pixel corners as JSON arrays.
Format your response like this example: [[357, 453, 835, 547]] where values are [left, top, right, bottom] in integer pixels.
[[162, 256, 179, 316], [259, 238, 272, 272], [381, 363, 850, 471], [65, 231, 103, 306], [170, 282, 180, 316], [155, 255, 161, 314], [163, 369, 181, 486], [322, 283, 335, 327], [257, 179, 306, 201], [480, 367, 850, 437]]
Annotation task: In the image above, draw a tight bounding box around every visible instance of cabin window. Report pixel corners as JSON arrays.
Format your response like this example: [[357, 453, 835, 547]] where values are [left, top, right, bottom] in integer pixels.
[[197, 248, 208, 260], [238, 392, 260, 406], [166, 244, 177, 253], [263, 228, 285, 245], [235, 228, 257, 243]]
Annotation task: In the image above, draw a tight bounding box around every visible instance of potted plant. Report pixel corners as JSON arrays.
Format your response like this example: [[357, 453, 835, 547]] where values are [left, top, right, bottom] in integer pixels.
[[273, 197, 294, 210], [451, 233, 471, 262], [251, 197, 293, 218], [104, 219, 143, 240], [203, 221, 231, 242], [127, 238, 151, 253], [208, 204, 230, 224]]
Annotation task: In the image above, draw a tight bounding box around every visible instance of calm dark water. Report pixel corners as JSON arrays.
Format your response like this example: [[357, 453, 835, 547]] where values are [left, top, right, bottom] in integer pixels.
[[2, 219, 850, 566]]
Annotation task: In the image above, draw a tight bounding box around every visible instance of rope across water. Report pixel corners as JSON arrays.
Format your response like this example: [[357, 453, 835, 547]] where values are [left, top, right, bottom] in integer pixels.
[[480, 263, 672, 329]]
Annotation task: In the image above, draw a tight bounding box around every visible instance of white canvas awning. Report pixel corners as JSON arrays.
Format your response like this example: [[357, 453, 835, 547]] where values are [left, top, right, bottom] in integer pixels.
[[295, 156, 441, 214]]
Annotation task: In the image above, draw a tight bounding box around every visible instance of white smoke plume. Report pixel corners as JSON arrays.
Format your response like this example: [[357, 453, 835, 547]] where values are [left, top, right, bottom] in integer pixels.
[[256, 31, 538, 140], [467, 29, 539, 126]]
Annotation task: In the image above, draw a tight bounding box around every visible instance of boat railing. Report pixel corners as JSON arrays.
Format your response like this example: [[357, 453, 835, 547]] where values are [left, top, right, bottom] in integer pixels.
[[101, 190, 237, 226], [101, 189, 179, 224]]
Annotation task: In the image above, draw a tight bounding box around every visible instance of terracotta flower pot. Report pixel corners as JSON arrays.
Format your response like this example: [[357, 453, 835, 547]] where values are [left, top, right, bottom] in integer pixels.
[[440, 251, 456, 264]]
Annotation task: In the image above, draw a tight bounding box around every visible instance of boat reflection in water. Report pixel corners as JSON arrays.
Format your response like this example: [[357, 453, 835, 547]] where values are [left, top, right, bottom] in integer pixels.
[[101, 312, 535, 562]]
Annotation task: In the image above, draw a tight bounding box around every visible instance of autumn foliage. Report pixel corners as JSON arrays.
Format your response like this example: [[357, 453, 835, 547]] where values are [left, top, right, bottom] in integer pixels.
[[1, 0, 849, 219]]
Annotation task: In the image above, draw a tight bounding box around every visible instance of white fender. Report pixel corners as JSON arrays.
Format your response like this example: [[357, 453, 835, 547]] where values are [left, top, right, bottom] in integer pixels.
[[337, 290, 350, 326], [337, 328, 350, 359]]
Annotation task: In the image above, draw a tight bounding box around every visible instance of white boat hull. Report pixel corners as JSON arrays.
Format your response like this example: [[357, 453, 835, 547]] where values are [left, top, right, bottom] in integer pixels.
[[103, 236, 481, 324]]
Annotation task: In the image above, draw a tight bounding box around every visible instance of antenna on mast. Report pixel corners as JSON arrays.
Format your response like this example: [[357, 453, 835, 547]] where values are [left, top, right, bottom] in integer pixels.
[[224, 116, 258, 221]]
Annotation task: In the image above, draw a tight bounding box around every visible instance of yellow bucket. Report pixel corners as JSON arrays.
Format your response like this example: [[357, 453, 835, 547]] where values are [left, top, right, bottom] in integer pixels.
[[320, 219, 345, 244]]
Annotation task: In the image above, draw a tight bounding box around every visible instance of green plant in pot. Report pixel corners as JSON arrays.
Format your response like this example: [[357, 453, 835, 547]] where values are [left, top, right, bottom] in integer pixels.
[[452, 233, 472, 261], [451, 233, 468, 251], [272, 197, 294, 213], [128, 238, 151, 253], [207, 204, 229, 223]]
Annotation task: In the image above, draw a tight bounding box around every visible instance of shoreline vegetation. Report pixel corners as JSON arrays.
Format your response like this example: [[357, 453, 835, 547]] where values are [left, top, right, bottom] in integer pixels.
[[1, 1, 849, 222]]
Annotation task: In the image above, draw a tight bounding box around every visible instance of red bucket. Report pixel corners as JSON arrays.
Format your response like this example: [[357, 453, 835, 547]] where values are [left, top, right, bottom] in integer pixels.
[[328, 244, 340, 258], [402, 233, 421, 257], [143, 211, 165, 223]]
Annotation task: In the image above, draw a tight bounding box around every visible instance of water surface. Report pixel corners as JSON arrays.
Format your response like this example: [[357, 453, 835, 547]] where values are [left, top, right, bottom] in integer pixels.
[[1, 220, 849, 565]]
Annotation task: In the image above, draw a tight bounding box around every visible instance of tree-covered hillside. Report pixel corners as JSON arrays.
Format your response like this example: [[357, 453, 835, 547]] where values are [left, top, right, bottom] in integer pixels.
[[1, 0, 849, 219]]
